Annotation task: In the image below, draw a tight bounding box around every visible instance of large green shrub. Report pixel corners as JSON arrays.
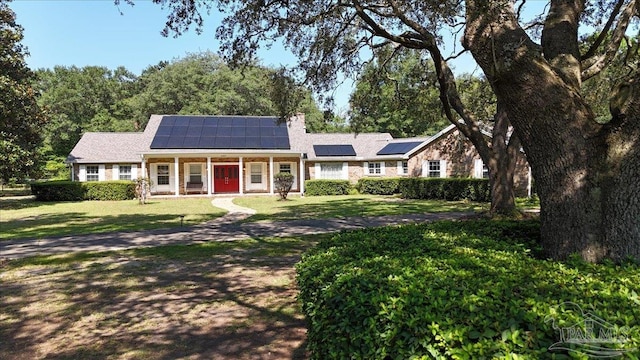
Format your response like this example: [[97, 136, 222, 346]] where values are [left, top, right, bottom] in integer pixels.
[[296, 220, 640, 359], [31, 181, 136, 201], [30, 181, 85, 201], [305, 180, 351, 196], [356, 177, 400, 195], [399, 177, 490, 202], [83, 181, 136, 200]]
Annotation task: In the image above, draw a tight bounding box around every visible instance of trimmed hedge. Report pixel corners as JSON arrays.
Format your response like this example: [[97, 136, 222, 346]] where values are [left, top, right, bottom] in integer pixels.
[[305, 180, 351, 196], [399, 177, 490, 202], [296, 220, 640, 359], [356, 177, 400, 195], [31, 181, 136, 201]]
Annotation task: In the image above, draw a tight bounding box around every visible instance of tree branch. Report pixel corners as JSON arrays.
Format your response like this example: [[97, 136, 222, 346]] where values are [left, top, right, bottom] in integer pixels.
[[580, 0, 625, 61], [582, 0, 638, 81]]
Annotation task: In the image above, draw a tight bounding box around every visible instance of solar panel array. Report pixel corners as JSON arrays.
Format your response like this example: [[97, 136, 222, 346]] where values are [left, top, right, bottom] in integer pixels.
[[313, 144, 357, 157], [376, 141, 424, 155], [150, 116, 291, 150]]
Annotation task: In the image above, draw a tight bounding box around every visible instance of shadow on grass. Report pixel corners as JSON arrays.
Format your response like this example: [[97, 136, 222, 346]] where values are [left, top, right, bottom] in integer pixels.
[[0, 197, 59, 211], [0, 212, 208, 241], [244, 197, 482, 222], [0, 235, 323, 359]]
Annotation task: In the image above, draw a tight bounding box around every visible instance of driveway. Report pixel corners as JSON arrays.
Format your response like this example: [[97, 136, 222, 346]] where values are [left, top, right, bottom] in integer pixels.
[[0, 198, 472, 260]]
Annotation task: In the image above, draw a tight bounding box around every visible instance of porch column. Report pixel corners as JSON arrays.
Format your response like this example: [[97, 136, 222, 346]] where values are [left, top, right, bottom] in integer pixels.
[[299, 156, 305, 194], [141, 157, 146, 179], [70, 164, 75, 181], [269, 156, 274, 194], [174, 157, 179, 196], [239, 156, 244, 195], [207, 157, 212, 196]]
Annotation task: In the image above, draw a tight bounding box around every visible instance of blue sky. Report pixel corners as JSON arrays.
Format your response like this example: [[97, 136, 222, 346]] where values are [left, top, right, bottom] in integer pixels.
[[12, 0, 350, 109], [11, 1, 543, 112]]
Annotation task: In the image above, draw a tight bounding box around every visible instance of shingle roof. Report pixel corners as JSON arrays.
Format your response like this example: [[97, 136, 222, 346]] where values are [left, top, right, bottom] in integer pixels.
[[66, 114, 463, 164], [66, 132, 147, 163], [289, 131, 393, 160]]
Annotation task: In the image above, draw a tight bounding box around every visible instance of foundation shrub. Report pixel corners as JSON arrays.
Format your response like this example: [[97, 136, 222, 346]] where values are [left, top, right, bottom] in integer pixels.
[[356, 177, 400, 195], [296, 220, 640, 359], [305, 180, 351, 196], [399, 178, 490, 202], [31, 181, 136, 201]]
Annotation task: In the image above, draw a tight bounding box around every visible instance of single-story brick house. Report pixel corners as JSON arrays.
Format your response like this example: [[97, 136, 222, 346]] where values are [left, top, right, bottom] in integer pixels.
[[66, 114, 531, 196]]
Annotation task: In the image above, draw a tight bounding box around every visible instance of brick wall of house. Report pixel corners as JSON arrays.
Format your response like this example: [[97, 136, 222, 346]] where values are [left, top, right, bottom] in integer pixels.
[[407, 129, 530, 196]]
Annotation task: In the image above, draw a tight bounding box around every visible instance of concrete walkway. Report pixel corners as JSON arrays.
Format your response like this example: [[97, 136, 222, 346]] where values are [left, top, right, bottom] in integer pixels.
[[0, 198, 471, 260]]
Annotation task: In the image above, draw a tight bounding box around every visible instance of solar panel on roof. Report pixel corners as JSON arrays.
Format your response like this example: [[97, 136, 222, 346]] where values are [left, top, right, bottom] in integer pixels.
[[150, 136, 169, 148], [245, 137, 260, 148], [232, 127, 245, 137], [187, 126, 203, 137], [167, 136, 184, 148], [216, 137, 232, 148], [202, 126, 217, 136], [376, 141, 424, 155], [216, 127, 232, 136], [156, 126, 172, 136], [218, 117, 233, 126], [313, 145, 356, 157], [198, 137, 216, 147], [149, 116, 291, 150]]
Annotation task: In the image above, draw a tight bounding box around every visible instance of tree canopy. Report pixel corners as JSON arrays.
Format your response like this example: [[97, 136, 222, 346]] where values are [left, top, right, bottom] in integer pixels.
[[0, 1, 47, 183], [35, 52, 331, 160], [132, 0, 640, 262], [349, 47, 448, 137]]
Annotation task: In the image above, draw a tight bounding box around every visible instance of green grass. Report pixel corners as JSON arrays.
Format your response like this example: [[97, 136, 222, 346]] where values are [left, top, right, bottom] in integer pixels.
[[516, 195, 540, 210], [0, 198, 226, 241], [4, 233, 329, 268], [1, 234, 325, 359], [233, 194, 485, 222]]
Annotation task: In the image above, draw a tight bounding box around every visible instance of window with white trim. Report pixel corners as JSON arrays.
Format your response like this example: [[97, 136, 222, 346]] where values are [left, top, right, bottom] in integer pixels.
[[474, 159, 490, 179], [368, 162, 382, 175], [157, 165, 170, 185], [397, 161, 409, 175], [86, 165, 99, 181], [189, 164, 202, 183], [279, 163, 291, 174], [119, 165, 132, 180], [427, 160, 441, 178], [250, 164, 263, 184], [319, 163, 343, 179]]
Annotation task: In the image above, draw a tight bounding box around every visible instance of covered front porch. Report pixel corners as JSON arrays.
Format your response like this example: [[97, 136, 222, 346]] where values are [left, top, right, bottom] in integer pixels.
[[141, 152, 305, 196]]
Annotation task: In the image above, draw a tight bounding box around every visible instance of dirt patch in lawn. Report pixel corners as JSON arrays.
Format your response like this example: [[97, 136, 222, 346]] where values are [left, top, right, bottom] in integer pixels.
[[0, 238, 319, 359]]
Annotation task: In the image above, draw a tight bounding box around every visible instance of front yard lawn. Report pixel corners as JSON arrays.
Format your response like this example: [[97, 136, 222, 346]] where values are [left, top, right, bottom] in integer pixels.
[[0, 198, 226, 241], [0, 234, 324, 359], [233, 195, 486, 222]]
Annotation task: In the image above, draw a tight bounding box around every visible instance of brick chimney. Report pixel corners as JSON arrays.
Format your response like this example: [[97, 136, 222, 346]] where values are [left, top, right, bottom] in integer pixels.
[[288, 113, 307, 134]]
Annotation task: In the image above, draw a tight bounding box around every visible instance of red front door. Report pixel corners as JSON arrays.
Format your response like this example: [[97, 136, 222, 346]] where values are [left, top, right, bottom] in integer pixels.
[[214, 165, 240, 193]]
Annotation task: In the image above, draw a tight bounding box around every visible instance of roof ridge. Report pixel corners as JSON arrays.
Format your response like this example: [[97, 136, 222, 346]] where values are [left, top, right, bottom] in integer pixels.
[[159, 114, 279, 118], [83, 131, 144, 135]]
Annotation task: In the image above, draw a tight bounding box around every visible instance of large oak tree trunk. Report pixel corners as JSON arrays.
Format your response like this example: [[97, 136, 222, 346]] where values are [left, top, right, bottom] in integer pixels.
[[464, 2, 640, 262], [488, 104, 518, 216], [602, 78, 640, 262]]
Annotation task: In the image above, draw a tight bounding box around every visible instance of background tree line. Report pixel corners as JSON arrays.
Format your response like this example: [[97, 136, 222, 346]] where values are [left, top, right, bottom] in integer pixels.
[[32, 52, 340, 179]]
